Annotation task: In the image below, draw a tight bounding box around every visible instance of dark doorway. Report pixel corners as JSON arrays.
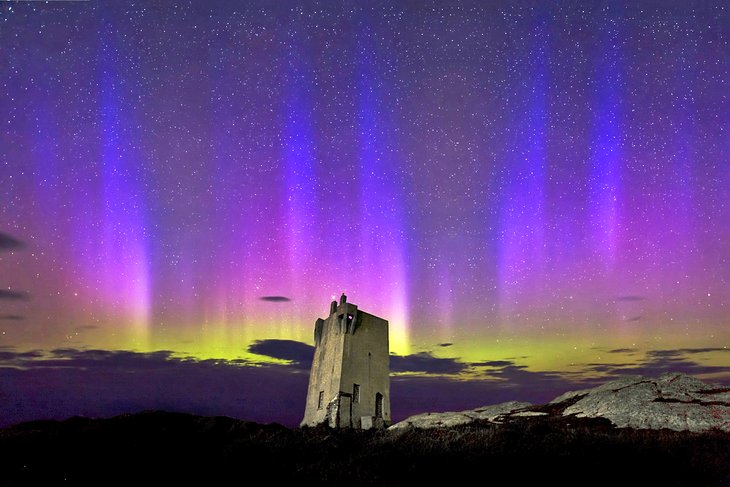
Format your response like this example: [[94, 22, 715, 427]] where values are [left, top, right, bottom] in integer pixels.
[[375, 392, 383, 418], [338, 395, 352, 428]]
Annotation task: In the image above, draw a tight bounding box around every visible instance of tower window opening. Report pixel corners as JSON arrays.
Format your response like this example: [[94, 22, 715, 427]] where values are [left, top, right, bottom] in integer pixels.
[[318, 391, 325, 409], [353, 384, 360, 403], [338, 314, 345, 332], [375, 392, 383, 418]]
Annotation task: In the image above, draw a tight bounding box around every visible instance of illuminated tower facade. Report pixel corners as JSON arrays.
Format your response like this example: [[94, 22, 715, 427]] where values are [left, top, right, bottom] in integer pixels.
[[301, 293, 390, 429]]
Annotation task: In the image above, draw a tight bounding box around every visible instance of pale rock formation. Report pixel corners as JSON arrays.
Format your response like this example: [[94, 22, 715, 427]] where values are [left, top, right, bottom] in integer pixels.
[[553, 373, 730, 432], [390, 373, 730, 432], [389, 401, 532, 430]]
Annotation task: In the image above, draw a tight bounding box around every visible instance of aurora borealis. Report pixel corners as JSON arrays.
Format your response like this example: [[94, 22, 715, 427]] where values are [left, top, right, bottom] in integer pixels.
[[1, 1, 728, 426]]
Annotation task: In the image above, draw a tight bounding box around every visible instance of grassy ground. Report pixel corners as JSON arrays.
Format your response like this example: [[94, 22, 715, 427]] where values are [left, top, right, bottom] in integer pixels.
[[1, 411, 728, 486]]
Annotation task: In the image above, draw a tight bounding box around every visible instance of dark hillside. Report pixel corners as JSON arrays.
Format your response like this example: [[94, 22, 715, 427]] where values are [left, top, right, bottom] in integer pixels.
[[1, 411, 728, 486]]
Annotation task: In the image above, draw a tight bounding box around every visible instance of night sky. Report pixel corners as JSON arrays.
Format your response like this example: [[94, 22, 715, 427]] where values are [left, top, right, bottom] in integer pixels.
[[1, 0, 728, 427]]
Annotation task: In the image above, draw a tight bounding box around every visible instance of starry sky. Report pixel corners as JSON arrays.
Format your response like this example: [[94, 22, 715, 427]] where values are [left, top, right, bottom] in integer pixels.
[[1, 0, 728, 426]]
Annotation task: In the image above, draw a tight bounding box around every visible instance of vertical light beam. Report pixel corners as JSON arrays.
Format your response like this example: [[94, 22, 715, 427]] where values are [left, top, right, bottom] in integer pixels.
[[97, 23, 151, 346], [355, 21, 410, 354], [588, 18, 624, 274]]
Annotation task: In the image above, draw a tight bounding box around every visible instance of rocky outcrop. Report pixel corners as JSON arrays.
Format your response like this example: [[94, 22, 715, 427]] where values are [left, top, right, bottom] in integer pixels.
[[390, 373, 730, 432], [551, 373, 730, 432], [389, 401, 532, 430]]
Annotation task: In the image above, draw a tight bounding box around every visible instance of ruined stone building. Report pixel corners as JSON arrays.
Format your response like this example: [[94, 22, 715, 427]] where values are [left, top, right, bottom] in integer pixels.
[[301, 294, 390, 429]]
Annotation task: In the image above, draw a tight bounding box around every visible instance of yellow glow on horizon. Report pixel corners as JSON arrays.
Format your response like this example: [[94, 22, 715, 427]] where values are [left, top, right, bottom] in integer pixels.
[[4, 311, 728, 382], [388, 310, 410, 356]]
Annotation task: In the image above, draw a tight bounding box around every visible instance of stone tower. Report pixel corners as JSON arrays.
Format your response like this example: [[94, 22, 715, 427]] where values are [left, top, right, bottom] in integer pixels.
[[301, 293, 390, 429]]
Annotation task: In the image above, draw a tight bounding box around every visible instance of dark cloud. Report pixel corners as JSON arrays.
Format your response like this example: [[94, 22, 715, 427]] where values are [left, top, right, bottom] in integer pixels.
[[391, 376, 571, 419], [625, 316, 642, 322], [607, 348, 637, 354], [259, 296, 292, 302], [0, 315, 24, 321], [0, 345, 727, 429], [604, 359, 730, 377], [390, 352, 466, 375], [481, 364, 562, 383], [473, 360, 515, 367], [672, 347, 729, 354], [0, 290, 29, 301], [437, 343, 453, 347], [249, 339, 469, 375], [0, 347, 308, 428], [615, 295, 645, 302], [0, 346, 597, 428], [641, 348, 728, 360], [647, 350, 683, 358], [0, 232, 24, 251], [584, 348, 730, 377], [392, 368, 609, 419], [0, 349, 43, 362], [248, 339, 314, 369], [586, 364, 631, 373], [40, 348, 187, 369]]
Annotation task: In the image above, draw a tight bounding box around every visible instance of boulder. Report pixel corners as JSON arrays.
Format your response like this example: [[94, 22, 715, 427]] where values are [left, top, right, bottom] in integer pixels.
[[389, 401, 532, 430], [553, 373, 730, 432], [390, 373, 730, 432]]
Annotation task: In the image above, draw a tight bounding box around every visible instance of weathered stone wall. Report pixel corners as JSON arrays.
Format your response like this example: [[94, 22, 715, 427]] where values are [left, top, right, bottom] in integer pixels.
[[340, 311, 390, 427], [300, 309, 346, 427]]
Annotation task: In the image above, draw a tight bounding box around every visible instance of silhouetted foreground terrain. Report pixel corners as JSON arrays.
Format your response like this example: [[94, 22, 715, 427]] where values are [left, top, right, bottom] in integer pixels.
[[1, 411, 728, 486]]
